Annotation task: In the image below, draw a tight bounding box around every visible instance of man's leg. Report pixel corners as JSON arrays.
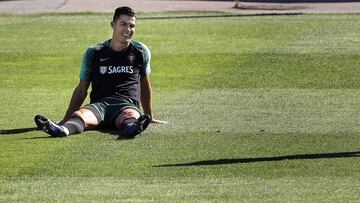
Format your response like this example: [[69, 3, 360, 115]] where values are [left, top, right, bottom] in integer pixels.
[[114, 108, 151, 139], [35, 108, 99, 137], [62, 108, 99, 135]]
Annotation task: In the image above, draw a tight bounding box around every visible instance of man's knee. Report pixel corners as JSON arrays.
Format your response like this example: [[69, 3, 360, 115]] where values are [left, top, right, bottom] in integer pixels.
[[114, 109, 140, 128], [72, 109, 88, 118], [72, 108, 100, 127]]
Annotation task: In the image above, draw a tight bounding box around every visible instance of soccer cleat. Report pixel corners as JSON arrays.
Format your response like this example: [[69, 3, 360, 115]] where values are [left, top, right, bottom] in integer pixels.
[[118, 114, 151, 140], [34, 115, 67, 137], [136, 114, 151, 133], [34, 114, 46, 130]]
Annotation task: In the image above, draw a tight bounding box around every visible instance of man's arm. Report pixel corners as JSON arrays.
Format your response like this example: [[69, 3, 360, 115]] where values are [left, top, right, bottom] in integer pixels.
[[140, 75, 167, 124], [140, 75, 153, 118], [58, 80, 90, 124]]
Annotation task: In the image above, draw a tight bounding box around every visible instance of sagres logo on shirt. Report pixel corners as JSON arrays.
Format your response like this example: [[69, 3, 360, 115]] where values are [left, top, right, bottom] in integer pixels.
[[99, 66, 134, 75]]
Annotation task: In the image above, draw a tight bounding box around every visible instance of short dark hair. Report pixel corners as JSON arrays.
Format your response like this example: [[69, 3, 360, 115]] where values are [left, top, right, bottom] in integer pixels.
[[113, 6, 136, 22]]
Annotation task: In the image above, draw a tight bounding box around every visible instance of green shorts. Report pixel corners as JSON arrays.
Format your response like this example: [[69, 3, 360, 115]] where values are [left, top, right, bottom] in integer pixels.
[[84, 97, 141, 128]]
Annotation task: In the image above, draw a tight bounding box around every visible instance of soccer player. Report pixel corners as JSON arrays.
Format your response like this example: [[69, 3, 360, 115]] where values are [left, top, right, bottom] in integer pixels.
[[35, 6, 166, 139]]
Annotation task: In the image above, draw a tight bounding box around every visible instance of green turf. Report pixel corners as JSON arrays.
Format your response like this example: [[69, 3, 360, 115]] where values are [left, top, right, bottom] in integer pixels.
[[1, 13, 360, 202]]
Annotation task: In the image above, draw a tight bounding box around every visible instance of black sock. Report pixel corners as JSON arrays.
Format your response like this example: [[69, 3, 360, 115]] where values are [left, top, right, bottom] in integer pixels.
[[63, 117, 85, 135]]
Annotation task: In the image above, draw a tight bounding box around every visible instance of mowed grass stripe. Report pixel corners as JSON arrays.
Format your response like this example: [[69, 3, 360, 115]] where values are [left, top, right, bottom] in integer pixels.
[[153, 88, 360, 134], [152, 53, 360, 89], [1, 177, 360, 202]]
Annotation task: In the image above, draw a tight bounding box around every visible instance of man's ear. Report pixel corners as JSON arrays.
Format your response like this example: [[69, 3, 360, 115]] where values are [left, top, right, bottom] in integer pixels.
[[111, 21, 114, 29]]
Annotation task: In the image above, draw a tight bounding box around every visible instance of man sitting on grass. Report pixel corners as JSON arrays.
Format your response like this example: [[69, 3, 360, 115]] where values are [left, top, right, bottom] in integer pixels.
[[35, 6, 166, 139]]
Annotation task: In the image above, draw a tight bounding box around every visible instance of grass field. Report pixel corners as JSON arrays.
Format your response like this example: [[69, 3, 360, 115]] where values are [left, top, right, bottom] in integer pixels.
[[1, 12, 360, 202]]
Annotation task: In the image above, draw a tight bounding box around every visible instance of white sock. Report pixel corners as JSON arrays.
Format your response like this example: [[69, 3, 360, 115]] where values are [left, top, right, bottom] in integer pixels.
[[61, 126, 70, 136]]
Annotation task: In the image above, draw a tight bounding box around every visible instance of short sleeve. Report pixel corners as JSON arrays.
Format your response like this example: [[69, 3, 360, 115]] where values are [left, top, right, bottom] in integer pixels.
[[141, 43, 151, 76], [132, 40, 151, 76], [79, 47, 95, 81]]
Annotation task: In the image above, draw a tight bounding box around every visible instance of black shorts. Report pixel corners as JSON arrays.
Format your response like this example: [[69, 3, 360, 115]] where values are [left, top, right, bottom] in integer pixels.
[[84, 97, 141, 128]]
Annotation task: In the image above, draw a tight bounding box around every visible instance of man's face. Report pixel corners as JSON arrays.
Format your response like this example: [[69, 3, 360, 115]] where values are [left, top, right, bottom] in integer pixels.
[[111, 15, 136, 44]]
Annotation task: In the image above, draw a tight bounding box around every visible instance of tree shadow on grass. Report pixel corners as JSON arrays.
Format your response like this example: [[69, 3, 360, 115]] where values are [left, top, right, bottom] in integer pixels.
[[153, 151, 360, 167]]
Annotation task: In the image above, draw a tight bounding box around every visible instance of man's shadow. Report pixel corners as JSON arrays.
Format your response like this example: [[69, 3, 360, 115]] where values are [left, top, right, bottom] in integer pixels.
[[0, 127, 52, 139], [0, 127, 38, 135], [0, 127, 118, 136], [0, 127, 132, 140]]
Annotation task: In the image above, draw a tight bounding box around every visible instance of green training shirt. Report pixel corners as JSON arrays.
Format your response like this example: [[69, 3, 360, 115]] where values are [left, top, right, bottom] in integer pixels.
[[79, 39, 151, 106]]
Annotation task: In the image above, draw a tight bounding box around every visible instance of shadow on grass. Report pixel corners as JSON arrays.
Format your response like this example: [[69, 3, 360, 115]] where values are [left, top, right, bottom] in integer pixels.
[[0, 127, 53, 139], [0, 127, 38, 135], [21, 136, 54, 140], [0, 127, 134, 141], [154, 151, 360, 167], [0, 126, 118, 135]]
